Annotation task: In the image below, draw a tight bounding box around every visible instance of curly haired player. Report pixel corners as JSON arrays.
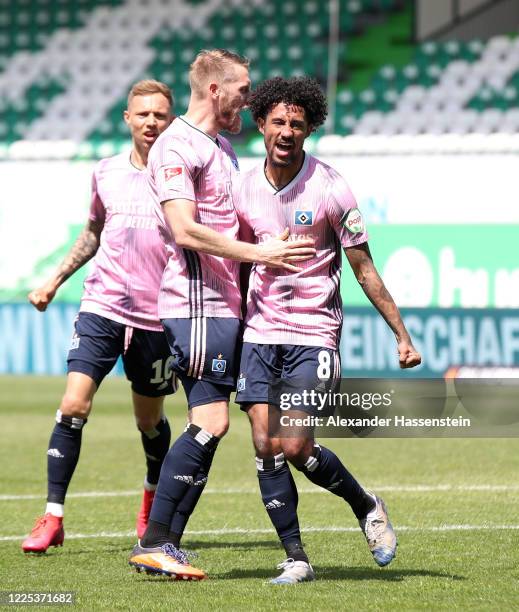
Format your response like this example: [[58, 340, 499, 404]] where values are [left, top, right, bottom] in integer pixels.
[[234, 76, 421, 583]]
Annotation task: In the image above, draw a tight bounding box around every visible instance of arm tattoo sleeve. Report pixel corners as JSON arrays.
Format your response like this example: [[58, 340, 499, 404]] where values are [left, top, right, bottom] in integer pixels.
[[54, 220, 102, 284]]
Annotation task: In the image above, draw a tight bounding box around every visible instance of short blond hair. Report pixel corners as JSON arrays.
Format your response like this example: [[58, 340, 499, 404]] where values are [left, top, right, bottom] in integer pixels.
[[189, 49, 249, 98], [127, 79, 174, 108]]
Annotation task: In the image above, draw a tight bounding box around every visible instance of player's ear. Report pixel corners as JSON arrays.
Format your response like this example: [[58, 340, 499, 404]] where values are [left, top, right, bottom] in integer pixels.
[[257, 118, 265, 135], [123, 110, 130, 126], [209, 82, 219, 98]]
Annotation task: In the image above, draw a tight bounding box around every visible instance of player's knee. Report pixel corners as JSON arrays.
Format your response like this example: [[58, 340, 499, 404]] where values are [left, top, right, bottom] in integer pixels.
[[282, 438, 313, 468], [252, 431, 277, 457], [136, 414, 162, 432], [212, 418, 229, 438], [60, 393, 92, 419], [192, 415, 229, 439]]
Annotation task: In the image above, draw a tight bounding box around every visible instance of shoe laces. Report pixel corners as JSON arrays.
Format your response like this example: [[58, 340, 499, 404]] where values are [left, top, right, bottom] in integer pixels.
[[161, 543, 190, 565], [31, 515, 60, 536], [276, 558, 295, 570]]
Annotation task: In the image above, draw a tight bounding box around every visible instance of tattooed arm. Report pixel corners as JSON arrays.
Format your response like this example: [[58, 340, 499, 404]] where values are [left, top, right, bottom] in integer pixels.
[[28, 218, 104, 312], [345, 243, 421, 369]]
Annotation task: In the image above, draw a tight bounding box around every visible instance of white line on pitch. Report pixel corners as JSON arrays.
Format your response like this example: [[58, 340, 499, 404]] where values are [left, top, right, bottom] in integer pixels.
[[1, 484, 518, 502], [2, 524, 519, 542]]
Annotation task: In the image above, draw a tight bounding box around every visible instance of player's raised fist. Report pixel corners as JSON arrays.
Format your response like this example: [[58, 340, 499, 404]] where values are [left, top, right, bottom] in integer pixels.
[[398, 341, 422, 369]]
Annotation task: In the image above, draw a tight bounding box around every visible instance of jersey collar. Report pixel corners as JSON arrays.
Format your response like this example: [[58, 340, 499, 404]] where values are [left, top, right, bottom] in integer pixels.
[[263, 152, 310, 196]]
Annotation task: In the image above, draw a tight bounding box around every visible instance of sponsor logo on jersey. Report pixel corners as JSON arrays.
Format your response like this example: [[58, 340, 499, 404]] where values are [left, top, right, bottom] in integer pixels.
[[164, 166, 185, 190], [237, 374, 246, 392], [212, 354, 227, 373], [343, 207, 364, 234], [294, 210, 313, 226]]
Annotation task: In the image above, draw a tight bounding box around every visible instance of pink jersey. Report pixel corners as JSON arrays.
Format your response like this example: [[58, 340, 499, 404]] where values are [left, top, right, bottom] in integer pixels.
[[147, 116, 241, 319], [80, 153, 167, 331], [234, 154, 368, 349]]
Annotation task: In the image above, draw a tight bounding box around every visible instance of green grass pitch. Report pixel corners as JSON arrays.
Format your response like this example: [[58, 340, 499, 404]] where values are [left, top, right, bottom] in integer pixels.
[[1, 376, 518, 610]]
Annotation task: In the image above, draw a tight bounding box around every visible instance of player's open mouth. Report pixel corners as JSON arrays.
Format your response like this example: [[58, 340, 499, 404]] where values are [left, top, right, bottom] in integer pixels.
[[144, 132, 157, 140], [276, 142, 293, 153]]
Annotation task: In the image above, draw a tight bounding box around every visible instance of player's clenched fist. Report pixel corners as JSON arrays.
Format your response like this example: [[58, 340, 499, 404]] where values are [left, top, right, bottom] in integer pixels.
[[28, 284, 57, 312], [398, 341, 422, 369]]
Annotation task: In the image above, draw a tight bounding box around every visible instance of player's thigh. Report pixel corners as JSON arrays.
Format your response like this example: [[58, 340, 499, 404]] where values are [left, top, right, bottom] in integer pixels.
[[235, 343, 282, 408], [161, 317, 240, 412], [65, 312, 124, 409], [123, 328, 178, 398], [60, 371, 98, 418]]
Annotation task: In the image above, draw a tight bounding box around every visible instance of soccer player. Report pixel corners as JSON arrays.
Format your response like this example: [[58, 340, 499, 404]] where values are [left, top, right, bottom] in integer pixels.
[[234, 77, 422, 583], [22, 80, 178, 553], [128, 50, 316, 580]]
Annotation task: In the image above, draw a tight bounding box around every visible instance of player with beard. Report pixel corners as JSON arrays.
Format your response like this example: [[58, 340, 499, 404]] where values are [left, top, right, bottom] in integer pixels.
[[22, 80, 178, 553], [234, 77, 422, 583], [129, 51, 316, 580]]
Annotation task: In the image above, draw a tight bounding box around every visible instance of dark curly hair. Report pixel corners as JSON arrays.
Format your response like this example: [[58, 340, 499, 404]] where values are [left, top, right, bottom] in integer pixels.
[[248, 76, 328, 130]]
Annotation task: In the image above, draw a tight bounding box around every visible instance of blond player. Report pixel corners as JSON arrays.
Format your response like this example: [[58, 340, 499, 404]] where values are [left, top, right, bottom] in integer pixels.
[[22, 80, 177, 553]]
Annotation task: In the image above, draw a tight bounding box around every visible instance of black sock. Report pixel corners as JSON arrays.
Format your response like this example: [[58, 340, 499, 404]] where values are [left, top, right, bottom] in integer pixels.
[[257, 454, 303, 552], [140, 520, 170, 548], [284, 540, 309, 564], [168, 443, 217, 546], [143, 424, 218, 546], [47, 411, 87, 504], [299, 443, 375, 520], [139, 416, 171, 486]]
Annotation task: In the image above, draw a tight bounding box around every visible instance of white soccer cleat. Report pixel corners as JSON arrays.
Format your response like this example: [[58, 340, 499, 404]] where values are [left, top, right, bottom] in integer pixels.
[[269, 558, 315, 584], [359, 492, 397, 567]]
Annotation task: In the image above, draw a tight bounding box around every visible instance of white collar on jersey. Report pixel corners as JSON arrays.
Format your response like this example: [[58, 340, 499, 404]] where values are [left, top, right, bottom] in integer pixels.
[[262, 152, 310, 196]]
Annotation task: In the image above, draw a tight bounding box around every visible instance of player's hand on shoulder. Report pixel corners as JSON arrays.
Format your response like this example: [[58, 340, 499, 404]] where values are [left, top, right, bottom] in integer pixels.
[[256, 228, 316, 272], [28, 284, 57, 311], [398, 341, 422, 369]]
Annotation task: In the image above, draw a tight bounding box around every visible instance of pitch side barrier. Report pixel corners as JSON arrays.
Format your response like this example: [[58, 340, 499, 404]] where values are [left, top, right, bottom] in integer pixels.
[[0, 304, 518, 377]]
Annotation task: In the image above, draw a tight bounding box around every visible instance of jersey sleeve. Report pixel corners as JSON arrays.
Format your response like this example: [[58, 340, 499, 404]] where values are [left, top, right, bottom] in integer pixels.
[[154, 136, 200, 204], [88, 165, 105, 224], [326, 171, 368, 248]]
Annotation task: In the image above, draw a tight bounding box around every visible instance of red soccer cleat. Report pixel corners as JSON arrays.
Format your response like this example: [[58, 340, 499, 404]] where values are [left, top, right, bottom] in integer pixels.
[[136, 489, 155, 539], [22, 513, 64, 553]]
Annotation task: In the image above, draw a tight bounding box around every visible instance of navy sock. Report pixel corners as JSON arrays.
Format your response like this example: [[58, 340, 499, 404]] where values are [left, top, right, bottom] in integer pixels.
[[139, 416, 171, 485], [168, 444, 217, 546], [143, 424, 218, 546], [47, 411, 87, 504], [299, 443, 374, 520], [257, 454, 306, 560]]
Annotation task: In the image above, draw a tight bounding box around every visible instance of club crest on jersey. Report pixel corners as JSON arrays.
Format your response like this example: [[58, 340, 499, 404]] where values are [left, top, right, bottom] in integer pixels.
[[164, 166, 185, 189], [212, 354, 227, 373], [237, 374, 246, 392], [343, 207, 364, 234], [294, 210, 313, 226]]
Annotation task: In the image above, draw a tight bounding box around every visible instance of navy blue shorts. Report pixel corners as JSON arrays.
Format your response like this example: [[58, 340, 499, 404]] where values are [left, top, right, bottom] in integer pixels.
[[161, 317, 241, 409], [67, 312, 178, 397], [235, 342, 341, 409]]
